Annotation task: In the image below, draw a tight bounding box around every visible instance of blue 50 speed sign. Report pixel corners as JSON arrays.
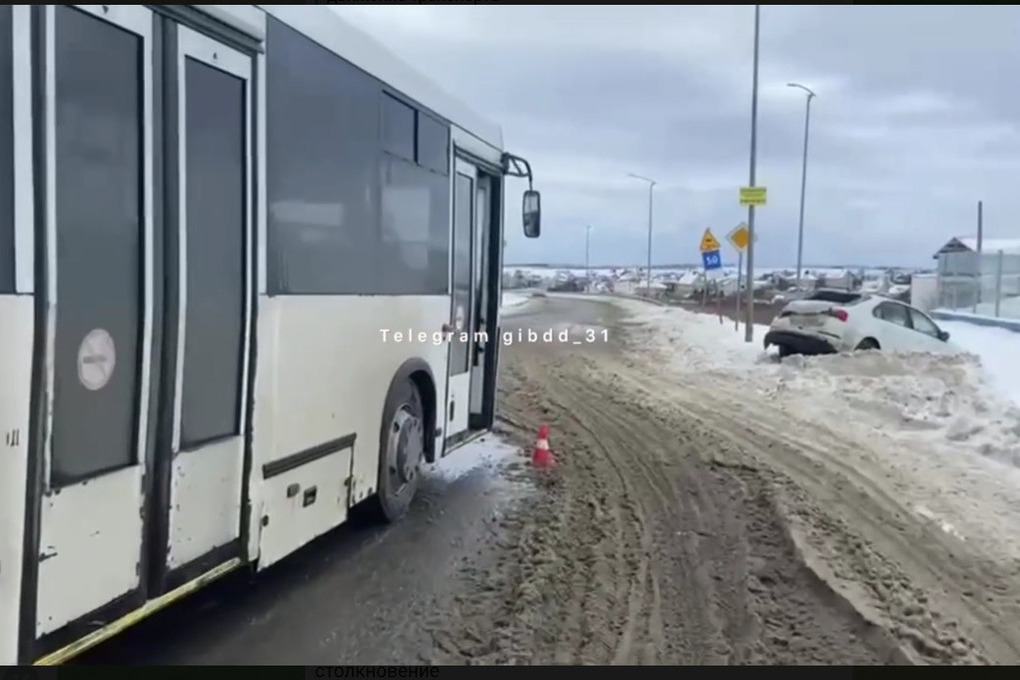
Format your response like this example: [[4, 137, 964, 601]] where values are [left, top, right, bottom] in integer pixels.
[[701, 249, 722, 270]]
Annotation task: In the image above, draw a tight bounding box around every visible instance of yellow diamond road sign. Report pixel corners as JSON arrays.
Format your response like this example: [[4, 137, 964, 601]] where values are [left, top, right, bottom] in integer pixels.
[[699, 228, 721, 252], [739, 186, 767, 206], [727, 222, 750, 252]]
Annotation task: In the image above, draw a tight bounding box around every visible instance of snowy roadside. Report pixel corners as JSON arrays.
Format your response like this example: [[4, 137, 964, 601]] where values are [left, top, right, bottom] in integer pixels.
[[612, 297, 1020, 566], [499, 292, 534, 318], [938, 320, 1020, 407], [429, 434, 523, 482]]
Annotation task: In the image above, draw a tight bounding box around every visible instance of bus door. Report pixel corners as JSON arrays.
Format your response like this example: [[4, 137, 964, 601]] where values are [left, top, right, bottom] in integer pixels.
[[158, 23, 253, 589], [31, 4, 158, 644], [446, 158, 479, 439], [468, 171, 498, 430], [29, 5, 252, 648]]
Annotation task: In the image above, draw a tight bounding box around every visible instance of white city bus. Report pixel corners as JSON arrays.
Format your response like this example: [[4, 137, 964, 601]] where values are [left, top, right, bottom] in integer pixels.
[[0, 4, 541, 665]]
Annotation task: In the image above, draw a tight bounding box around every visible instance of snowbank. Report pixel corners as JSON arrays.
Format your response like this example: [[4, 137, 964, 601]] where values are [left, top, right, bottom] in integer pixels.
[[617, 299, 1020, 462], [967, 295, 1020, 321], [615, 299, 769, 371], [939, 321, 1020, 407], [617, 299, 1020, 562], [501, 293, 530, 314]]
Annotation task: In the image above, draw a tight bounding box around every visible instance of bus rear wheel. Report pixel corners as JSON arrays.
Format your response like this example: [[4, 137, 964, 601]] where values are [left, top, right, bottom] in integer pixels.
[[369, 378, 425, 523]]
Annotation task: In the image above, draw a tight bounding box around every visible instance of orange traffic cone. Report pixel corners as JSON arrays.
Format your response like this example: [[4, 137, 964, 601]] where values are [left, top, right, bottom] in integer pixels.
[[532, 424, 554, 467]]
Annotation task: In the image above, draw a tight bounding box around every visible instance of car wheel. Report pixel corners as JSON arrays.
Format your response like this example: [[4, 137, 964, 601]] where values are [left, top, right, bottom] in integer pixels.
[[855, 338, 879, 351]]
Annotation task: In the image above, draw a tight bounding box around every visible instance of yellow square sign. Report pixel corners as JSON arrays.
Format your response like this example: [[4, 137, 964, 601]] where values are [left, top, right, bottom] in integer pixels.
[[739, 186, 767, 206], [727, 223, 750, 251]]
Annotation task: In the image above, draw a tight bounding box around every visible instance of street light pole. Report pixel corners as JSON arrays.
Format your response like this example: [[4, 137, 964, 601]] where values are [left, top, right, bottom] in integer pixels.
[[626, 173, 657, 296], [788, 82, 816, 289], [585, 224, 592, 293], [744, 4, 761, 343]]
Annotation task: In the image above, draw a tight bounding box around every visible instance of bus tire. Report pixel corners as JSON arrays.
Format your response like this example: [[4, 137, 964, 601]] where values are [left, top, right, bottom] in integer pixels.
[[369, 378, 425, 523]]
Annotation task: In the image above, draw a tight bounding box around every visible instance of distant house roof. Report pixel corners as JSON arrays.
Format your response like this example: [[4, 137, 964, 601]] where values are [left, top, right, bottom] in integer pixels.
[[932, 236, 1020, 258]]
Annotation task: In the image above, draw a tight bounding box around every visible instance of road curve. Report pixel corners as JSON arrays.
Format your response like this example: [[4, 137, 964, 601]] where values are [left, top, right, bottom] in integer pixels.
[[75, 294, 927, 665]]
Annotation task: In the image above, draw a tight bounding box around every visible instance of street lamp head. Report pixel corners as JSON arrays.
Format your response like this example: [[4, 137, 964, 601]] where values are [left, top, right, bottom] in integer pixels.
[[787, 82, 816, 98], [626, 172, 656, 186]]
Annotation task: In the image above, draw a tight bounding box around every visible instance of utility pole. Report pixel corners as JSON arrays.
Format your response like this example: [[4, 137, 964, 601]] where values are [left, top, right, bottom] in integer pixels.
[[788, 82, 816, 288], [585, 224, 592, 293], [975, 200, 984, 308], [977, 200, 984, 253], [626, 173, 657, 297], [744, 4, 761, 343]]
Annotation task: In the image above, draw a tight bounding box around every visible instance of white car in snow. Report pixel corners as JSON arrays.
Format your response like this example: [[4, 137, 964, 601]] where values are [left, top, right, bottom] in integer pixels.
[[764, 289, 959, 357]]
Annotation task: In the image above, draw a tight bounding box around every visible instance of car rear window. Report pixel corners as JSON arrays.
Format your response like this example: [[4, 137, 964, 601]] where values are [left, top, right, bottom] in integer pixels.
[[806, 290, 865, 305]]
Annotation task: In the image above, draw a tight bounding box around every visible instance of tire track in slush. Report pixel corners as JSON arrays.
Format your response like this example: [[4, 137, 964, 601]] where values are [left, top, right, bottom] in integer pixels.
[[539, 365, 652, 663], [607, 330, 1009, 665], [543, 361, 716, 663], [494, 352, 639, 664], [542, 364, 638, 664], [572, 353, 766, 662], [429, 298, 904, 665], [563, 354, 876, 664], [574, 355, 907, 664], [509, 338, 892, 664], [666, 375, 1008, 664]]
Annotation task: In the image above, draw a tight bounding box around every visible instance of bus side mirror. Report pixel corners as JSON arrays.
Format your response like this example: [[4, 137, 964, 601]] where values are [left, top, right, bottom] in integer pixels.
[[523, 190, 541, 238]]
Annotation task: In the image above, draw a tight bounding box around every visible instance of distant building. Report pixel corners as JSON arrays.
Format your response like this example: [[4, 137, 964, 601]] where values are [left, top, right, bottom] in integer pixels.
[[930, 235, 1020, 316], [932, 236, 1020, 259]]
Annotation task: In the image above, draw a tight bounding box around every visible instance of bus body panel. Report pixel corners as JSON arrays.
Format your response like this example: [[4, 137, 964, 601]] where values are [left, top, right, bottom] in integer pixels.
[[250, 295, 449, 569], [195, 5, 266, 42], [37, 469, 144, 636], [2, 4, 526, 664], [1, 3, 34, 663], [166, 438, 245, 570], [450, 125, 503, 170], [0, 296, 33, 664]]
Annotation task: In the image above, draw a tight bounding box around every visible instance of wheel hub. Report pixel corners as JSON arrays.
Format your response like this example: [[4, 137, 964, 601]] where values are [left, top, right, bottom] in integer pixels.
[[387, 407, 423, 495]]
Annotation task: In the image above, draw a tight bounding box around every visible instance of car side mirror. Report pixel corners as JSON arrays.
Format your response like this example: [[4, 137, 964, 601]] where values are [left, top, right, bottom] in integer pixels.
[[938, 330, 950, 342], [523, 190, 540, 238]]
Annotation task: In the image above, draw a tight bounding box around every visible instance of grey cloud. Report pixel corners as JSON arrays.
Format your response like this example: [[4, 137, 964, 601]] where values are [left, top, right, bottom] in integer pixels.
[[336, 5, 1020, 268]]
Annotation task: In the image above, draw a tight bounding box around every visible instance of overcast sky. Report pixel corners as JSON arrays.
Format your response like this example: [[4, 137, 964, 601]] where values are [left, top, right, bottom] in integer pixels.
[[333, 5, 1020, 269]]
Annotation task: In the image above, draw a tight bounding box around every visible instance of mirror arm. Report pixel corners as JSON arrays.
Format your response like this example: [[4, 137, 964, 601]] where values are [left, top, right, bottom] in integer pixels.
[[501, 152, 534, 190]]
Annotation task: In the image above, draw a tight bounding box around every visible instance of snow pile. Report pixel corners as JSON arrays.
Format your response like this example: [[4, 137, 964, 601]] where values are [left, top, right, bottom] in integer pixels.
[[938, 321, 1020, 407], [617, 299, 1020, 468], [612, 299, 771, 375], [619, 299, 1020, 561], [501, 293, 530, 314], [774, 350, 1020, 468], [615, 300, 769, 371]]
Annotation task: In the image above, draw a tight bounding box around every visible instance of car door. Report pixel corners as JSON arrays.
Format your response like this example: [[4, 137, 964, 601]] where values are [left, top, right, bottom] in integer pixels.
[[907, 307, 952, 353], [871, 301, 917, 350]]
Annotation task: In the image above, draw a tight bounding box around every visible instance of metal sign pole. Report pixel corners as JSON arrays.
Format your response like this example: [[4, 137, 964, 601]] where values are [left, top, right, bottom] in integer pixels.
[[735, 250, 743, 331], [744, 5, 761, 343]]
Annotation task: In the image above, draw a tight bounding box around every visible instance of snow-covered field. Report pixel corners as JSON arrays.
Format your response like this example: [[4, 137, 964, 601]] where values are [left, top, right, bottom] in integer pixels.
[[615, 298, 1020, 564]]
